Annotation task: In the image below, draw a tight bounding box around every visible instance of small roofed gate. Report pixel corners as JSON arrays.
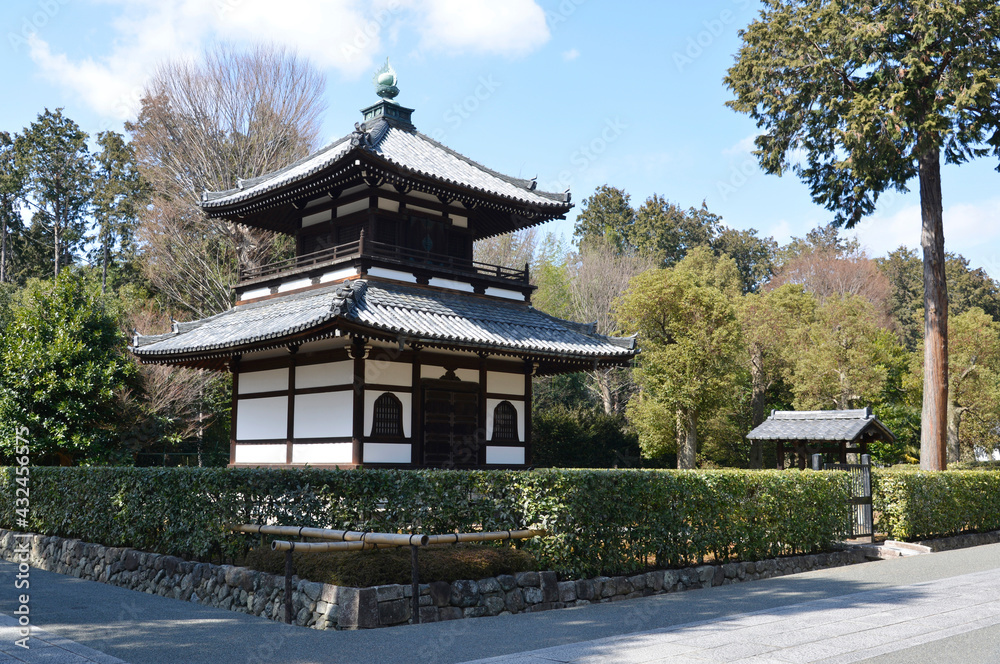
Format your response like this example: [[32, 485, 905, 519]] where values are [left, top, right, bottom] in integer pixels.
[[747, 409, 892, 543], [815, 454, 874, 542]]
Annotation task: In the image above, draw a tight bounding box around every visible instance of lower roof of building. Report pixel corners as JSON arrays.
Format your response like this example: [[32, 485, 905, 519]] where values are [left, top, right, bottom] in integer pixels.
[[131, 279, 637, 369]]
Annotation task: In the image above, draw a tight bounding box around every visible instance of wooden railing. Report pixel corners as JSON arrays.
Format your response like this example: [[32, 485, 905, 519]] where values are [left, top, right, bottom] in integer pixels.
[[239, 235, 529, 286]]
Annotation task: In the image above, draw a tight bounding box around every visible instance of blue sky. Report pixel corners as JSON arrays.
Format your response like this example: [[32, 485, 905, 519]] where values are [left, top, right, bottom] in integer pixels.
[[2, 0, 999, 276]]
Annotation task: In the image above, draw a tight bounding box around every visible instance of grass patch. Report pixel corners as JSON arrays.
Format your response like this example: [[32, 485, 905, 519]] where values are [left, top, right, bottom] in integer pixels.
[[242, 543, 538, 588]]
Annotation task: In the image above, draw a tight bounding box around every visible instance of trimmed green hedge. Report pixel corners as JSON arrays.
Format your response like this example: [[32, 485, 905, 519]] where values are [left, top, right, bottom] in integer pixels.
[[0, 467, 850, 579], [873, 469, 1000, 540]]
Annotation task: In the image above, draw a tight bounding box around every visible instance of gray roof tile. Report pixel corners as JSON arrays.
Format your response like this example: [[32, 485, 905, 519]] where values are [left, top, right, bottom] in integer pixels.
[[132, 280, 636, 362], [200, 119, 568, 211], [745, 409, 895, 442]]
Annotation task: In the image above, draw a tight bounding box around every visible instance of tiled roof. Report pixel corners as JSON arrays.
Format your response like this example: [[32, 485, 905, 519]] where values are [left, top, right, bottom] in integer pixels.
[[132, 280, 636, 362], [200, 118, 569, 211], [745, 409, 895, 442]]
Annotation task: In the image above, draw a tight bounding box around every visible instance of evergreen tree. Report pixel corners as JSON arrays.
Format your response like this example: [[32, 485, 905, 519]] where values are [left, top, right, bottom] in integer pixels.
[[14, 108, 92, 279], [727, 0, 1000, 470]]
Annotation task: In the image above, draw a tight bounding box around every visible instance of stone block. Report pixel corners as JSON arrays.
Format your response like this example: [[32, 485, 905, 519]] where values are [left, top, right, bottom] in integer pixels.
[[523, 586, 543, 604], [376, 584, 404, 602], [477, 577, 501, 594], [627, 574, 646, 591], [496, 574, 517, 591], [418, 606, 439, 623], [483, 595, 505, 615], [429, 581, 451, 607], [539, 571, 559, 603], [575, 579, 595, 601], [557, 581, 577, 603], [378, 599, 410, 626], [646, 571, 663, 592], [516, 571, 539, 587], [300, 581, 323, 602], [504, 589, 526, 613], [450, 579, 479, 607], [464, 606, 488, 618], [438, 607, 463, 621], [712, 565, 725, 587], [338, 586, 378, 629]]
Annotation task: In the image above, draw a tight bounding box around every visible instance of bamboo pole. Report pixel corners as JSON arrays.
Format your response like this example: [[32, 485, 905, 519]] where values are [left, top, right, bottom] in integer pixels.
[[271, 540, 381, 553], [237, 524, 427, 547], [424, 529, 545, 545]]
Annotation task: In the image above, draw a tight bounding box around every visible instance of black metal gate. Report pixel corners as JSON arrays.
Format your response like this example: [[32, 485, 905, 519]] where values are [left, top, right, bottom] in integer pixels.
[[822, 455, 874, 541]]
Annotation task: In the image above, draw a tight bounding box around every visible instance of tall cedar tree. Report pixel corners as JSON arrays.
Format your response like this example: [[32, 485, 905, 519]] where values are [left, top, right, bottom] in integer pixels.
[[726, 1, 1000, 470], [14, 109, 92, 279], [0, 132, 24, 284], [91, 131, 149, 292]]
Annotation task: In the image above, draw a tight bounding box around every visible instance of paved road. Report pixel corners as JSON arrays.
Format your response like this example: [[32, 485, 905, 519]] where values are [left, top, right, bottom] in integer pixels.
[[0, 543, 998, 664]]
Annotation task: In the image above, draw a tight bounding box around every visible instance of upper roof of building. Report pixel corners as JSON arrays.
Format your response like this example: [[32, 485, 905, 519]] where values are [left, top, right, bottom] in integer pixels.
[[132, 279, 636, 368], [198, 111, 571, 217], [745, 408, 895, 442]]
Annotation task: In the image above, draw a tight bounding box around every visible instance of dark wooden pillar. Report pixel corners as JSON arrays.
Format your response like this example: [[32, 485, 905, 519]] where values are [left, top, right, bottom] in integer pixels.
[[286, 345, 298, 465], [524, 361, 534, 467], [411, 345, 422, 466], [229, 354, 241, 466], [478, 353, 488, 466], [776, 440, 785, 470], [352, 337, 367, 466]]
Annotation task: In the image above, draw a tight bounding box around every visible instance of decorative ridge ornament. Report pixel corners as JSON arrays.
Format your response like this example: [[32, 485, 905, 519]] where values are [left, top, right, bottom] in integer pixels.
[[374, 58, 399, 101]]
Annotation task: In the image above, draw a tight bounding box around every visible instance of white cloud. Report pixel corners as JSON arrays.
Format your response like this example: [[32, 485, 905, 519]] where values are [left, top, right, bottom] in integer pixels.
[[415, 0, 549, 57], [562, 48, 580, 61], [723, 133, 758, 157], [27, 0, 550, 121]]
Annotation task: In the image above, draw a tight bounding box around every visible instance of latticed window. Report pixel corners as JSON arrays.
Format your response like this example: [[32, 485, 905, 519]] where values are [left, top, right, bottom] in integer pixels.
[[372, 393, 404, 437], [492, 401, 518, 441]]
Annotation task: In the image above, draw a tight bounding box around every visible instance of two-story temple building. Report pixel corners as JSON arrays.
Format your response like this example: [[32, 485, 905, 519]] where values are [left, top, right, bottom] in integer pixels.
[[131, 66, 637, 469]]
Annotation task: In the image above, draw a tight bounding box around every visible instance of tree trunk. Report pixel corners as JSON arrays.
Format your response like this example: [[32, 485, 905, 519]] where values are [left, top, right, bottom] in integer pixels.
[[748, 344, 767, 469], [102, 234, 109, 294], [0, 205, 7, 284], [676, 408, 697, 470], [918, 148, 948, 471], [946, 396, 964, 464], [590, 369, 614, 415]]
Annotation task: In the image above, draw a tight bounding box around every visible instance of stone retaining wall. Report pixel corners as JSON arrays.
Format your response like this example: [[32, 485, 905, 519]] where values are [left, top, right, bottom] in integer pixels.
[[0, 528, 868, 630], [915, 529, 1000, 552]]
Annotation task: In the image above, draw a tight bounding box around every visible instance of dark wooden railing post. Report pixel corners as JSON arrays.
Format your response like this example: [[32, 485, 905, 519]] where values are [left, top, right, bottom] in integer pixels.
[[358, 228, 366, 256], [410, 545, 420, 624], [284, 548, 294, 624]]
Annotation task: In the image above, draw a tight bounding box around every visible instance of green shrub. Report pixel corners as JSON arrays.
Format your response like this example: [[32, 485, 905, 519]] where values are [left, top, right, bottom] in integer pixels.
[[0, 466, 851, 579], [873, 468, 1000, 540]]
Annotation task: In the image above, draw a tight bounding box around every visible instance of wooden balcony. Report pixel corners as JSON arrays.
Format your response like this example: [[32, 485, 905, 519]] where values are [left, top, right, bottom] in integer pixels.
[[237, 237, 530, 291]]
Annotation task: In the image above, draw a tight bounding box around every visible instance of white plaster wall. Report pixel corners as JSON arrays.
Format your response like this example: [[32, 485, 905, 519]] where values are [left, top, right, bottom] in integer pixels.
[[294, 392, 353, 438], [377, 197, 400, 213], [233, 444, 287, 464], [319, 267, 358, 284], [486, 446, 525, 465], [365, 360, 411, 386], [428, 277, 475, 293], [239, 286, 270, 301], [292, 443, 353, 465], [296, 361, 353, 389], [364, 443, 412, 463], [450, 214, 468, 228], [239, 368, 288, 395], [364, 390, 412, 437], [483, 287, 523, 301], [301, 209, 331, 227], [236, 396, 288, 440], [488, 371, 525, 396], [486, 398, 525, 442], [366, 267, 417, 283], [278, 277, 313, 293], [408, 204, 441, 218], [337, 199, 369, 217]]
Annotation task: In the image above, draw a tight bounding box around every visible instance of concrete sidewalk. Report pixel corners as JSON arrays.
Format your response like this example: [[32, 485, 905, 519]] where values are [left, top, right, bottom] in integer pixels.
[[0, 543, 998, 664]]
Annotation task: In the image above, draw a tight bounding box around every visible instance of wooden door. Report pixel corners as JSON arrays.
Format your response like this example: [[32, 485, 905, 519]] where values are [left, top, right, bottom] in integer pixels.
[[422, 379, 480, 468]]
